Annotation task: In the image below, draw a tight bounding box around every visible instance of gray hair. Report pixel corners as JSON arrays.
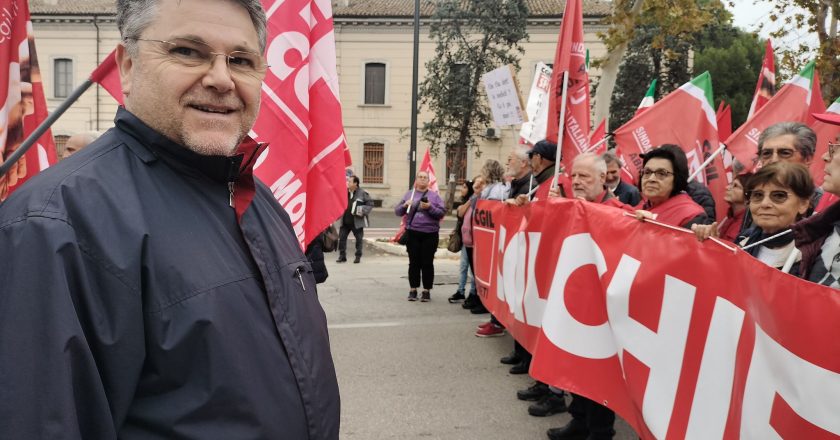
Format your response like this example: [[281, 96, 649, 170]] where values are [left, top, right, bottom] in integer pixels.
[[116, 0, 268, 55], [573, 152, 607, 175], [481, 159, 505, 184], [758, 122, 817, 160], [511, 145, 529, 162], [601, 150, 623, 168]]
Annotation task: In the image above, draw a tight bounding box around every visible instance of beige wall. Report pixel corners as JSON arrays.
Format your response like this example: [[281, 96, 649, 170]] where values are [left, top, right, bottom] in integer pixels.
[[33, 17, 121, 142], [32, 15, 606, 205]]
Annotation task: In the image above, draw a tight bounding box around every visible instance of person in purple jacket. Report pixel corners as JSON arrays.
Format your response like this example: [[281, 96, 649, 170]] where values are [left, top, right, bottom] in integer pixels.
[[395, 171, 446, 301]]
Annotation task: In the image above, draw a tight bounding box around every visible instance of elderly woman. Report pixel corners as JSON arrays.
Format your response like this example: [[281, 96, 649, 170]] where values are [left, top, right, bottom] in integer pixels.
[[395, 171, 445, 302], [695, 162, 814, 273], [635, 144, 710, 228], [480, 159, 508, 200]]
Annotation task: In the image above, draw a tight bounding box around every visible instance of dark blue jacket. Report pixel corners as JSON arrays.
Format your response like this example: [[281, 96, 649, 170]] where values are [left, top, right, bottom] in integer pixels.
[[0, 109, 340, 439]]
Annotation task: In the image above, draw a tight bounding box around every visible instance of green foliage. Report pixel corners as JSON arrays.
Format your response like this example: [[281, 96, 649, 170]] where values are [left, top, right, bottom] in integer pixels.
[[694, 27, 765, 127], [418, 0, 529, 160]]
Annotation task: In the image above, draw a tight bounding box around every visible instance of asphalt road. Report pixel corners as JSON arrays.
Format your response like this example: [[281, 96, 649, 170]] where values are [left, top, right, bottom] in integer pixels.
[[318, 246, 638, 439]]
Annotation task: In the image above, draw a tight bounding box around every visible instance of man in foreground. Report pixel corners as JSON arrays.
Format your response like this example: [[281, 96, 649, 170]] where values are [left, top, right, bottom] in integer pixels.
[[0, 0, 339, 438]]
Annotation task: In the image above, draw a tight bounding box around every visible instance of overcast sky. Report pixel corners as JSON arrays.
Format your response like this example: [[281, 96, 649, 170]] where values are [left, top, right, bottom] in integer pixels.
[[727, 0, 818, 50]]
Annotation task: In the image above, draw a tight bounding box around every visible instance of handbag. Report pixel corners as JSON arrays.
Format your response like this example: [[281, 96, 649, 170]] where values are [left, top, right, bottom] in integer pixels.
[[397, 191, 426, 246], [447, 216, 463, 253]]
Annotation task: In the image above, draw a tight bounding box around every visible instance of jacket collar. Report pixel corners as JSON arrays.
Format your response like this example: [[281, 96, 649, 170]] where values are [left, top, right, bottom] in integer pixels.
[[114, 107, 267, 183], [793, 196, 840, 246], [534, 165, 555, 185]]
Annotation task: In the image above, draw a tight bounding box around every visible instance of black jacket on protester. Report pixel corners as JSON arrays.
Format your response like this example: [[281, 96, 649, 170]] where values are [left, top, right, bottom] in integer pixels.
[[306, 233, 329, 283], [509, 173, 533, 198], [0, 108, 340, 439], [686, 180, 716, 220]]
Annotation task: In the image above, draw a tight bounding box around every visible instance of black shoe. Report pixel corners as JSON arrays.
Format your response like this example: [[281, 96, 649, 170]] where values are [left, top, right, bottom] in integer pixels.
[[336, 257, 346, 263], [470, 303, 489, 314], [500, 351, 522, 365], [408, 290, 418, 301], [546, 419, 588, 440], [448, 291, 465, 303], [353, 256, 361, 263], [528, 393, 568, 417], [420, 290, 431, 302], [462, 295, 478, 309], [517, 381, 549, 401], [509, 360, 530, 375]]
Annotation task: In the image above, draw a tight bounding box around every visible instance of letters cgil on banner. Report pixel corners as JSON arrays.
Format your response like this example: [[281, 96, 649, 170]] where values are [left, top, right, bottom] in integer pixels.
[[472, 198, 840, 440]]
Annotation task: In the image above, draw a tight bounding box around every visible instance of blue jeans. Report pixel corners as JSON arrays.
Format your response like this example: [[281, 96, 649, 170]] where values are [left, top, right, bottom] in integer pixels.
[[457, 247, 476, 295]]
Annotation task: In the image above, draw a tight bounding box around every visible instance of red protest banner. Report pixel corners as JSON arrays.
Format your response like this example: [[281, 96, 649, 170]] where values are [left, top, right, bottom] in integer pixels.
[[472, 198, 840, 439], [0, 0, 57, 200]]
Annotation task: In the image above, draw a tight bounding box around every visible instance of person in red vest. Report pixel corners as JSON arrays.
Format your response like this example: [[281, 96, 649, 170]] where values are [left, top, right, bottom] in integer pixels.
[[793, 112, 840, 287], [634, 145, 711, 228]]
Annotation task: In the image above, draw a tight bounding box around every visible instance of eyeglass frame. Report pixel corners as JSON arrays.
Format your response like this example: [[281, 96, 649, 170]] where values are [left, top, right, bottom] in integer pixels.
[[744, 189, 791, 205], [828, 141, 840, 159], [640, 168, 675, 180], [757, 147, 797, 161], [124, 36, 269, 81]]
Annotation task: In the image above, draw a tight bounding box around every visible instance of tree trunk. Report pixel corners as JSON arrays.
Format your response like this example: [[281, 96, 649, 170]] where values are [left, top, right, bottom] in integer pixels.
[[592, 0, 645, 124]]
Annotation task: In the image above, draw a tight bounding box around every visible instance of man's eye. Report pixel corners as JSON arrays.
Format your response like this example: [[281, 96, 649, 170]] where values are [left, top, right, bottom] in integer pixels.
[[229, 55, 256, 68], [170, 46, 201, 58]]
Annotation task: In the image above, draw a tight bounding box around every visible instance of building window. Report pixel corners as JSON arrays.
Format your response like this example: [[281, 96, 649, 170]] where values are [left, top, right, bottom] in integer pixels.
[[362, 142, 384, 184], [54, 134, 69, 157], [54, 58, 73, 98], [364, 62, 386, 105], [445, 145, 467, 184]]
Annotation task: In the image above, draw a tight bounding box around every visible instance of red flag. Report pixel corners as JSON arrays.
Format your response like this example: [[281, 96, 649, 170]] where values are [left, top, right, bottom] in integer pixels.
[[747, 40, 776, 120], [0, 1, 58, 201], [716, 101, 732, 141], [614, 72, 728, 220], [545, 0, 590, 170], [418, 148, 439, 193], [251, 0, 350, 247], [588, 118, 607, 155], [90, 50, 124, 105], [725, 61, 819, 171]]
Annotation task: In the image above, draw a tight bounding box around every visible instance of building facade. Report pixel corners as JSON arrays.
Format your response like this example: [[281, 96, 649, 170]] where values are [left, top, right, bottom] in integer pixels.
[[31, 0, 609, 205]]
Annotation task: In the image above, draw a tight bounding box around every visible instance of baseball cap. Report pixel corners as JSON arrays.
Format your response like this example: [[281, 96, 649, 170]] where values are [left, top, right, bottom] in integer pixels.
[[527, 140, 557, 162]]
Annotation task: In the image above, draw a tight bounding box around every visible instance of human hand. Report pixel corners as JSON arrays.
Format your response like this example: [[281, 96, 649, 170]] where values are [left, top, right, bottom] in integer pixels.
[[514, 194, 529, 206], [419, 201, 431, 210], [634, 210, 654, 222], [548, 187, 562, 198], [691, 222, 719, 242]]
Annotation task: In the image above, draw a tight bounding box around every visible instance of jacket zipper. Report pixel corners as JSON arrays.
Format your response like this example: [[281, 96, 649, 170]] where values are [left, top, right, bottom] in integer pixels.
[[228, 181, 235, 208], [294, 266, 307, 291]]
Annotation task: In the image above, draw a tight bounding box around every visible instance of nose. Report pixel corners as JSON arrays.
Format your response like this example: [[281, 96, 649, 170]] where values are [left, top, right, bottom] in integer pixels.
[[824, 151, 831, 162], [202, 55, 235, 92]]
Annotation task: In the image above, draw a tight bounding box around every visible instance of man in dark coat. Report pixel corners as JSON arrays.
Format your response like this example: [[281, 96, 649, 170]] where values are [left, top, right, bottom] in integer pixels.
[[603, 150, 641, 206], [0, 1, 339, 438], [337, 174, 372, 263]]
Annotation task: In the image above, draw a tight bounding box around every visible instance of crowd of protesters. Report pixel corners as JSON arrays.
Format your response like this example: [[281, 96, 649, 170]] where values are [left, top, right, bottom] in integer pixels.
[[439, 111, 840, 440]]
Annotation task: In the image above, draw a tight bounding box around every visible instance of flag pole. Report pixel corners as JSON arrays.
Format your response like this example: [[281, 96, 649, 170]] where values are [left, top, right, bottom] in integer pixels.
[[552, 71, 569, 188], [0, 78, 95, 177], [583, 133, 613, 153], [687, 144, 725, 182]]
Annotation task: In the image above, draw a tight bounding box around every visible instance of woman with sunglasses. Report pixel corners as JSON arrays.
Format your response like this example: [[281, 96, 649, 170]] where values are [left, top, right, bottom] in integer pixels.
[[695, 162, 814, 273]]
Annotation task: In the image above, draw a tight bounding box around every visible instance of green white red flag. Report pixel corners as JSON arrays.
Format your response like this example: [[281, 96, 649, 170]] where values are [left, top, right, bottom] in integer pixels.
[[725, 61, 821, 171], [747, 40, 776, 120], [634, 78, 657, 116], [614, 72, 728, 219], [545, 0, 590, 169]]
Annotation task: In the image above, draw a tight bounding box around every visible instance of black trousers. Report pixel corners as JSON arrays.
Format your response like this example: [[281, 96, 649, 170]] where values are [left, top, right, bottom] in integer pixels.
[[338, 223, 363, 258], [406, 230, 438, 290], [569, 393, 616, 439]]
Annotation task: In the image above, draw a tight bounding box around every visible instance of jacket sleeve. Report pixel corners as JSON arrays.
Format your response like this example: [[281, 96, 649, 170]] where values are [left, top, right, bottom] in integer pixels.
[[360, 190, 374, 216], [0, 216, 145, 439], [395, 193, 409, 216]]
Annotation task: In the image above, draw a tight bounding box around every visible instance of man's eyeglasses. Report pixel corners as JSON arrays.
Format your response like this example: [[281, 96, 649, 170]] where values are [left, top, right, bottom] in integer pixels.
[[828, 141, 840, 159], [640, 168, 674, 180], [746, 189, 790, 204], [758, 147, 796, 161], [126, 37, 268, 82]]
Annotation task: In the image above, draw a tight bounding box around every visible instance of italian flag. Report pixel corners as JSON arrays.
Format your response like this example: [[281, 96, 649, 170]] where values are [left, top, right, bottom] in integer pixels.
[[635, 79, 657, 116], [614, 72, 728, 219], [725, 60, 824, 171]]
